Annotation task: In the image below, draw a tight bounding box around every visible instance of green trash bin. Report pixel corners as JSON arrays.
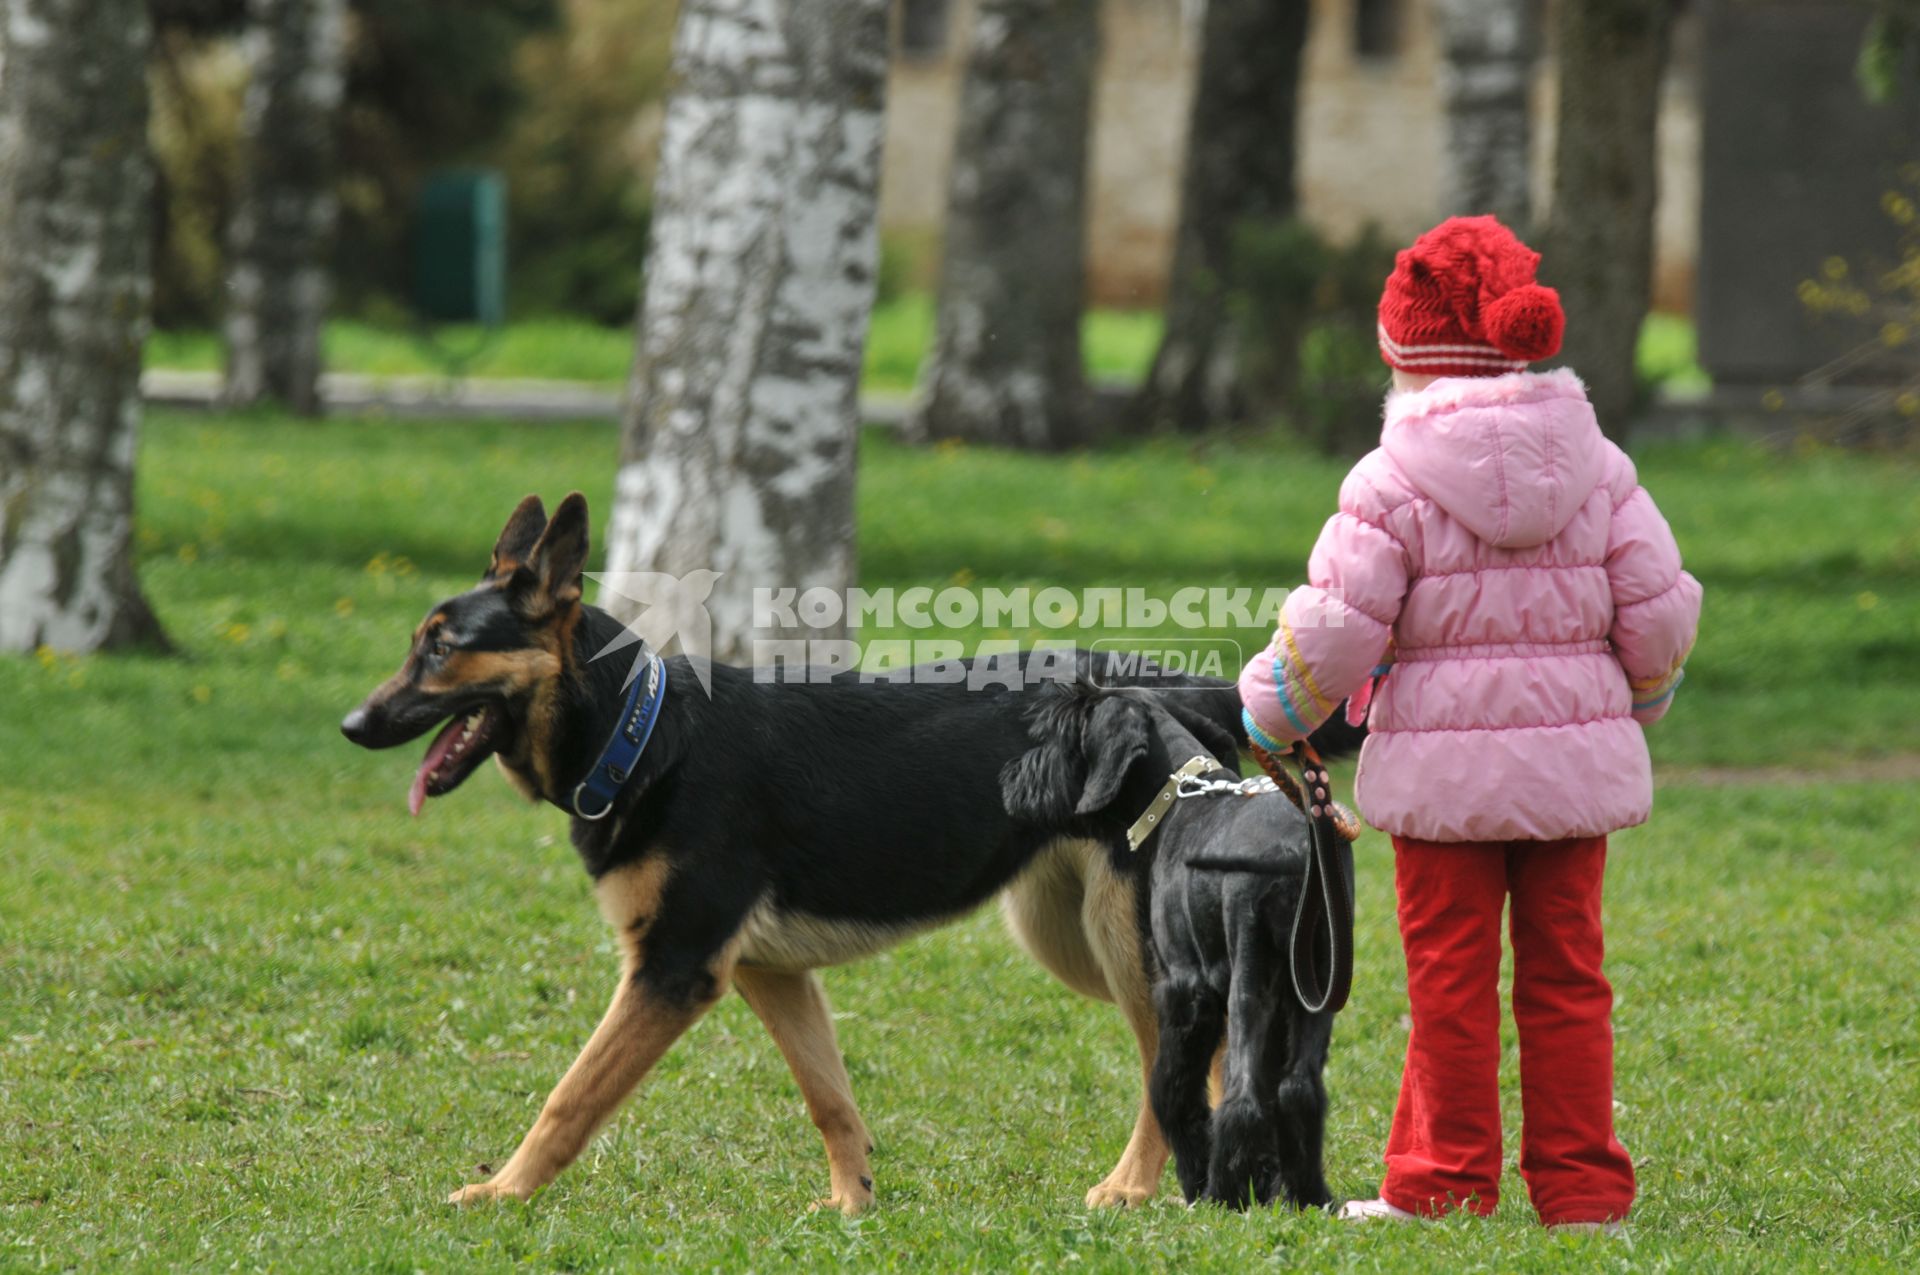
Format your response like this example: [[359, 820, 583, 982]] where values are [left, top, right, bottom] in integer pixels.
[[410, 169, 506, 374]]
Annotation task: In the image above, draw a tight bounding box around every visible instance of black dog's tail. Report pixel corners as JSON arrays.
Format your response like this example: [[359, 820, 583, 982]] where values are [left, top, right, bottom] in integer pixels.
[[1081, 649, 1364, 760]]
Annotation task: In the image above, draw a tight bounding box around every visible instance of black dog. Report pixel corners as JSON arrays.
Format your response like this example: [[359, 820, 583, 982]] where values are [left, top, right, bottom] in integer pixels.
[[1001, 682, 1345, 1209], [340, 492, 1351, 1213]]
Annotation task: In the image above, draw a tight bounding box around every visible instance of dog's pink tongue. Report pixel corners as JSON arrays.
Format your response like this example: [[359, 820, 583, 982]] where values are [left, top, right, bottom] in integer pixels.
[[409, 718, 464, 817]]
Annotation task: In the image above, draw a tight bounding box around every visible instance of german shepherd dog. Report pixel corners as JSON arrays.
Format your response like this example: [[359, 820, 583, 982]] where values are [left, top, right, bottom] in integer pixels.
[[1002, 683, 1344, 1210], [341, 492, 1341, 1213]]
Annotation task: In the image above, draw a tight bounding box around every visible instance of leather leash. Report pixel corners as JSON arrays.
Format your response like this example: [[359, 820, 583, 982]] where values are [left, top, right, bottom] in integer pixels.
[[1251, 740, 1356, 1016]]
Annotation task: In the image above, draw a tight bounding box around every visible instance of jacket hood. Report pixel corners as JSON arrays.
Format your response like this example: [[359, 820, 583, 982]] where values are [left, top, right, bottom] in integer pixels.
[[1380, 369, 1606, 549]]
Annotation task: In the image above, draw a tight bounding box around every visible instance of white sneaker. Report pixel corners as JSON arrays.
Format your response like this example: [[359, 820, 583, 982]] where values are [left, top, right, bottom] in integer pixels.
[[1338, 1197, 1421, 1222]]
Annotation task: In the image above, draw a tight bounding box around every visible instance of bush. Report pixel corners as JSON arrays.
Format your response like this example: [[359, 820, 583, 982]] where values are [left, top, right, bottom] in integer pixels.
[[150, 35, 247, 328], [1228, 219, 1396, 454], [150, 0, 587, 329], [498, 0, 676, 324]]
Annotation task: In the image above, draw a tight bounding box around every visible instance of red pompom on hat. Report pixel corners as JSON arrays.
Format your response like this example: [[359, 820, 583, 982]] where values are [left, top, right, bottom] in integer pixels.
[[1377, 215, 1565, 378]]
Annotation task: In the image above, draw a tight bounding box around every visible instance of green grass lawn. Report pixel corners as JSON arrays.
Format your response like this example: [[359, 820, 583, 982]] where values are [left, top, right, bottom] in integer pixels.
[[2, 414, 1915, 1270], [143, 298, 1164, 396], [144, 298, 1703, 397]]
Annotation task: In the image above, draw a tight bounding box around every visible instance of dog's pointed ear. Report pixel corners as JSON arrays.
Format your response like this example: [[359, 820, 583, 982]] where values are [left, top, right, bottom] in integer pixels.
[[488, 495, 548, 584], [1075, 696, 1149, 815], [510, 492, 590, 616]]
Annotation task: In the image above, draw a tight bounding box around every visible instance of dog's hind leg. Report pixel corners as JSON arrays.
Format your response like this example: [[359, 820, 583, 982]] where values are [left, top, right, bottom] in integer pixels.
[[1271, 1009, 1335, 1209], [734, 966, 875, 1216], [1205, 937, 1285, 1209], [1081, 863, 1172, 1207], [1149, 975, 1225, 1203], [449, 859, 730, 1206]]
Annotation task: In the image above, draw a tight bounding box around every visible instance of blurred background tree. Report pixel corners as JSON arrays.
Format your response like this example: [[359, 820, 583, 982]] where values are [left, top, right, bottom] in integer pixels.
[[1133, 0, 1310, 436], [124, 0, 1778, 456], [0, 0, 168, 653], [1544, 0, 1676, 441], [222, 0, 349, 414], [907, 0, 1100, 450], [1435, 0, 1536, 230]]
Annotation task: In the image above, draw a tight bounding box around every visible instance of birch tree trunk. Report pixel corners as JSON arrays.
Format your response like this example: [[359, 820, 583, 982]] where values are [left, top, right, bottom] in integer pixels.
[[602, 0, 888, 666], [222, 0, 348, 415], [0, 0, 167, 653], [1436, 0, 1536, 228], [905, 0, 1099, 450], [1544, 0, 1675, 441], [1135, 0, 1310, 434]]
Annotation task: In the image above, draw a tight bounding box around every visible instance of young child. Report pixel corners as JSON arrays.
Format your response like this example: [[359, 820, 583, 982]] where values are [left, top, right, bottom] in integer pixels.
[[1238, 216, 1701, 1230]]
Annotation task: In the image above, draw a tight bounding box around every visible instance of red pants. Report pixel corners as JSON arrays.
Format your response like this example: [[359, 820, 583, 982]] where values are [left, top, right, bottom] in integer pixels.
[[1380, 836, 1635, 1225]]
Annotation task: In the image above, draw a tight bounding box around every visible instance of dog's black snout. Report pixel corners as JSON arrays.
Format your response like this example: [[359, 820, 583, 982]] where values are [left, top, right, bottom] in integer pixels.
[[340, 707, 371, 744]]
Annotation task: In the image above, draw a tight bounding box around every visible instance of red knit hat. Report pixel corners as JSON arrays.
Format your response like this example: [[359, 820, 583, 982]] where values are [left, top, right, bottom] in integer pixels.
[[1377, 215, 1565, 378]]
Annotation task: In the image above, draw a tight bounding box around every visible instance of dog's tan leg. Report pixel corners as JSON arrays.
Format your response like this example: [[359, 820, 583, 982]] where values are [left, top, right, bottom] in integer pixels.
[[734, 966, 875, 1216], [449, 859, 729, 1205], [448, 968, 723, 1204], [1080, 863, 1171, 1208]]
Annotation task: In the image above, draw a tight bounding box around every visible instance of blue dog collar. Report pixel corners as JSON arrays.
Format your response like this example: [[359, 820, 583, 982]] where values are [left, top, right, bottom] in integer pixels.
[[571, 653, 667, 821]]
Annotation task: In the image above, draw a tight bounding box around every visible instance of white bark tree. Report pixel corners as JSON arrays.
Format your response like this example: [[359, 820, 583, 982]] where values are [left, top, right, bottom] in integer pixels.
[[222, 0, 349, 415], [905, 0, 1100, 450], [0, 0, 168, 653], [602, 0, 889, 665], [1436, 0, 1537, 228]]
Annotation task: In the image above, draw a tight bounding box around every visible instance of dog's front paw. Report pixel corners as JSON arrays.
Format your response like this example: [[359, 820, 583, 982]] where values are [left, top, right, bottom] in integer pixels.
[[1084, 1179, 1154, 1209], [447, 1178, 532, 1206]]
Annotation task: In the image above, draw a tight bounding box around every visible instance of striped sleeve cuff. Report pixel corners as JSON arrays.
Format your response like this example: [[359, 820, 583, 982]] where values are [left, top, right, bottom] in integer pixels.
[[1631, 666, 1685, 712], [1243, 707, 1291, 753]]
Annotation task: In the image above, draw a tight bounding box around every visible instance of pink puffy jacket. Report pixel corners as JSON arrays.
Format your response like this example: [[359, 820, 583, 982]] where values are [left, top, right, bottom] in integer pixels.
[[1239, 370, 1703, 843]]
